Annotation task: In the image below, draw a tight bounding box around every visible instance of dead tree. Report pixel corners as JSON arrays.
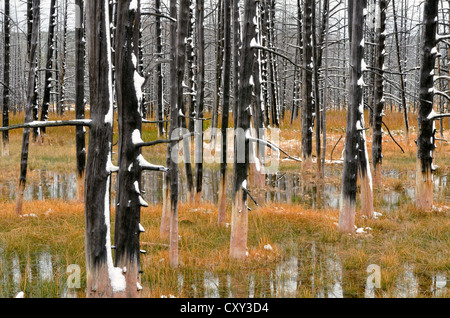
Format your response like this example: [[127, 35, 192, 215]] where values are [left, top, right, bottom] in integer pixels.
[[75, 0, 86, 201], [416, 0, 441, 211], [15, 0, 40, 214], [392, 0, 410, 144], [155, 0, 165, 136], [372, 0, 387, 187], [84, 0, 125, 297], [301, 0, 313, 168], [339, 0, 373, 233], [194, 0, 205, 204], [39, 0, 57, 137], [229, 0, 257, 259], [2, 0, 11, 156], [218, 0, 232, 226], [160, 0, 178, 241]]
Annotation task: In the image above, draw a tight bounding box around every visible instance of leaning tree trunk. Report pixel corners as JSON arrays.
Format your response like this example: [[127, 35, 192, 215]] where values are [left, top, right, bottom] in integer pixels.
[[416, 0, 438, 211], [339, 0, 373, 232], [75, 0, 86, 201], [85, 0, 126, 297], [2, 0, 11, 156], [372, 0, 387, 187], [229, 0, 257, 260], [217, 0, 232, 226], [39, 0, 57, 137], [15, 0, 40, 215]]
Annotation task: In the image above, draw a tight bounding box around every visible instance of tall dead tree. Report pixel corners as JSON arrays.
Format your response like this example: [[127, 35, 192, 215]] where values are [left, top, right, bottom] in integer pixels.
[[155, 0, 165, 136], [75, 0, 86, 201], [416, 0, 438, 211], [372, 0, 387, 187], [392, 0, 410, 144], [39, 0, 57, 137], [2, 0, 11, 156], [229, 0, 257, 259], [15, 0, 40, 214], [194, 0, 205, 204], [114, 0, 168, 296], [58, 0, 68, 115], [217, 0, 232, 226], [301, 0, 313, 168], [339, 0, 373, 233], [85, 0, 126, 297], [160, 0, 178, 241]]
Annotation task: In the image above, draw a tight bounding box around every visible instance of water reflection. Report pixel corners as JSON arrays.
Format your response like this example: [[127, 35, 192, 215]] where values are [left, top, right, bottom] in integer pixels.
[[0, 169, 447, 211]]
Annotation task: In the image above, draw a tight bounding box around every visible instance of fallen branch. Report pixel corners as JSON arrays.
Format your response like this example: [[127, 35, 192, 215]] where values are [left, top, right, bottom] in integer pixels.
[[134, 131, 195, 148], [0, 119, 92, 131], [247, 136, 302, 162], [330, 134, 343, 161]]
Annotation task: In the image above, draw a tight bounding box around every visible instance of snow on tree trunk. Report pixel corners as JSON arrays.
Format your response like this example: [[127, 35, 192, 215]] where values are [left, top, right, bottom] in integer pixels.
[[85, 0, 126, 297], [15, 0, 40, 215], [416, 0, 438, 212], [339, 0, 373, 232], [75, 0, 86, 202], [372, 0, 387, 187], [229, 0, 257, 260]]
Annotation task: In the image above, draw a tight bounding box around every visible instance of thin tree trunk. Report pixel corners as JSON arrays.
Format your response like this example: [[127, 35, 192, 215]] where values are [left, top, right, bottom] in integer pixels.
[[75, 0, 86, 202], [301, 0, 313, 169], [392, 0, 410, 144], [416, 0, 438, 211], [194, 0, 205, 204], [160, 0, 178, 241], [155, 0, 165, 136], [39, 0, 57, 137], [2, 0, 11, 156], [229, 0, 257, 260], [372, 0, 387, 187], [218, 0, 232, 226], [15, 0, 40, 215]]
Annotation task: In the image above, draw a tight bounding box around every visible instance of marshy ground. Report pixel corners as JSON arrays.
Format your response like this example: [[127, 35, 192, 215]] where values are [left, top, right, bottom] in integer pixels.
[[0, 110, 448, 298]]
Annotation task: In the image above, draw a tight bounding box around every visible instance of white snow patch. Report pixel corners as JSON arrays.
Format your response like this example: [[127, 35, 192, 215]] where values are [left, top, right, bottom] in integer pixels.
[[263, 244, 273, 251], [132, 129, 144, 145]]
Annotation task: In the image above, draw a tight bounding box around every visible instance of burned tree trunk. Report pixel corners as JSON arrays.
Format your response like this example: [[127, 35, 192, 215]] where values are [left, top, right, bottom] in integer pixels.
[[301, 0, 313, 168], [194, 0, 205, 204], [229, 0, 257, 259], [372, 0, 387, 187], [39, 0, 57, 137], [160, 0, 178, 241], [114, 0, 144, 297], [58, 0, 68, 115], [339, 0, 373, 232], [85, 0, 126, 297], [218, 0, 232, 226], [392, 0, 410, 144], [155, 0, 165, 136], [15, 0, 40, 215], [416, 0, 438, 211], [2, 0, 10, 156], [75, 0, 86, 201]]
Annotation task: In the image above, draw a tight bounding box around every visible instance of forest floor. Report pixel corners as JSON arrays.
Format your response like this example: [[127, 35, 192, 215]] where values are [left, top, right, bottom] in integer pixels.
[[0, 109, 448, 298]]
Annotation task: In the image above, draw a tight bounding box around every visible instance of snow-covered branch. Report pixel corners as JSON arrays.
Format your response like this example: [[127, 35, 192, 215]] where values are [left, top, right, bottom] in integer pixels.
[[0, 119, 92, 131]]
